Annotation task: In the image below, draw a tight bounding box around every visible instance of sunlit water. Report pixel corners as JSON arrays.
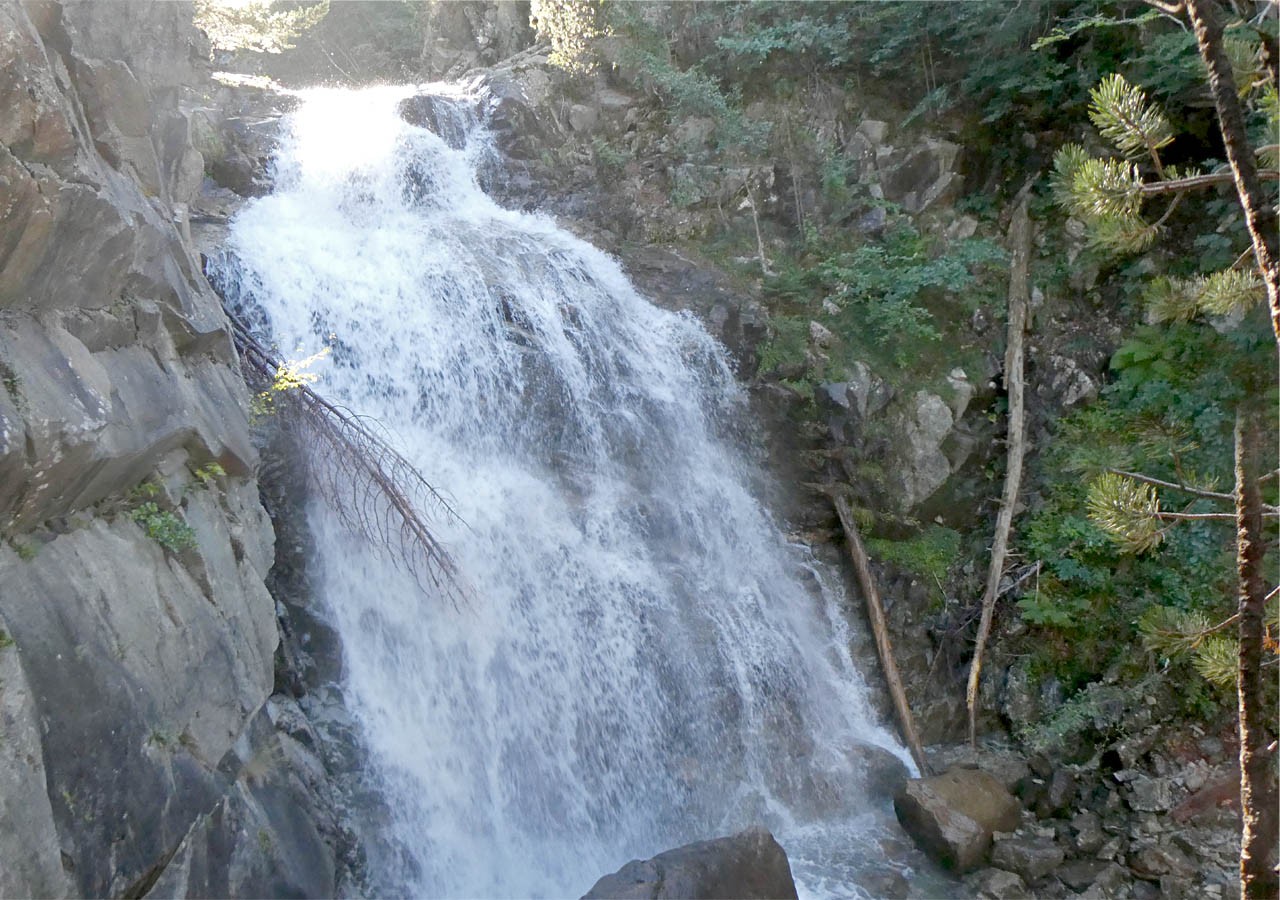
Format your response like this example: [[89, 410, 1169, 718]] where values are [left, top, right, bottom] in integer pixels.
[[214, 83, 933, 899]]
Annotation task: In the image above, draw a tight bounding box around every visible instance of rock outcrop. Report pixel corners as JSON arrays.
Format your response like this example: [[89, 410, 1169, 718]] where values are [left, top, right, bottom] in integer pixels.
[[582, 827, 799, 900], [0, 3, 355, 896]]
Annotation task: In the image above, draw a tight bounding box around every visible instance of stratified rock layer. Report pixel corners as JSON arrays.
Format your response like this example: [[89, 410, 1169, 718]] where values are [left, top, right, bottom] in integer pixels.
[[0, 3, 342, 896]]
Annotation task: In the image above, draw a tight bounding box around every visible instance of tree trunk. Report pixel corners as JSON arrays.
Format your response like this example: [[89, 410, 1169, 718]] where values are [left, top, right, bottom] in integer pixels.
[[833, 495, 930, 775], [1185, 0, 1280, 346], [966, 194, 1032, 746], [1233, 412, 1278, 899]]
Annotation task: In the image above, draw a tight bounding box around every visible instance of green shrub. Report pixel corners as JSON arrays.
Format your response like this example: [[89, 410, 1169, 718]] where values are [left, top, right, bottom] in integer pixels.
[[866, 525, 961, 590], [130, 503, 197, 553], [10, 538, 37, 561]]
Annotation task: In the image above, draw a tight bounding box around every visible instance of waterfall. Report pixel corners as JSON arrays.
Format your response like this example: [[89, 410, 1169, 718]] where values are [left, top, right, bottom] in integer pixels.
[[216, 83, 915, 899]]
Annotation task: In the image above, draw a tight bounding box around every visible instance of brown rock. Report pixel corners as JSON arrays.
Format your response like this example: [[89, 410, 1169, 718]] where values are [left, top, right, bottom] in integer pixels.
[[990, 836, 1065, 881], [893, 767, 1021, 872]]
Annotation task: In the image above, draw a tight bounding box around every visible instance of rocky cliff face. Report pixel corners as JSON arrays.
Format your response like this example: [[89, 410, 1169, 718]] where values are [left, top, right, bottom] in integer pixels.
[[0, 4, 350, 896]]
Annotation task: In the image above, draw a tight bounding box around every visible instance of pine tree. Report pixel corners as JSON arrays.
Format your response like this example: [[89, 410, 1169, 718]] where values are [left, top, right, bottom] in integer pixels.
[[1055, 4, 1279, 893]]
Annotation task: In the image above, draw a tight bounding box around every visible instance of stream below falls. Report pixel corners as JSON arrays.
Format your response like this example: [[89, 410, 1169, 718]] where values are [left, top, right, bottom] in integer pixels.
[[212, 83, 944, 899]]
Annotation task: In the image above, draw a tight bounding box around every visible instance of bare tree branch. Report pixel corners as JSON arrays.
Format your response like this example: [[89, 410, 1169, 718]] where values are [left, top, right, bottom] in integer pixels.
[[1141, 169, 1280, 196], [227, 311, 469, 605], [968, 193, 1032, 747], [1107, 467, 1280, 513]]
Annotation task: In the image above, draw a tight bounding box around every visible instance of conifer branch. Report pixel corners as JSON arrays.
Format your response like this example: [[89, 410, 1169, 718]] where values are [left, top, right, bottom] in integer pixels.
[[1140, 169, 1280, 195], [1107, 467, 1280, 512]]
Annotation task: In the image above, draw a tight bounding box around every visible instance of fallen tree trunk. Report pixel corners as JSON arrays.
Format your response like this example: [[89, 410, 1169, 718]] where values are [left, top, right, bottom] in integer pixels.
[[834, 495, 929, 775], [966, 194, 1032, 747]]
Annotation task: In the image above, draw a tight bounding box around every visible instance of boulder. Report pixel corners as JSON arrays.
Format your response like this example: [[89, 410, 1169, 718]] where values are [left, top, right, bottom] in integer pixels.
[[582, 827, 798, 900], [966, 868, 1028, 899], [1128, 842, 1196, 879], [890, 391, 956, 510], [1036, 768, 1076, 818], [893, 767, 1021, 871], [847, 741, 911, 801], [1070, 810, 1106, 855], [990, 836, 1065, 881], [1126, 775, 1179, 813], [1078, 862, 1133, 899], [1057, 858, 1111, 892]]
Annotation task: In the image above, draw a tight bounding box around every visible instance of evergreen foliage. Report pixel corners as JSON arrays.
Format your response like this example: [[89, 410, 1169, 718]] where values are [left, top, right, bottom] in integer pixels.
[[194, 0, 329, 54]]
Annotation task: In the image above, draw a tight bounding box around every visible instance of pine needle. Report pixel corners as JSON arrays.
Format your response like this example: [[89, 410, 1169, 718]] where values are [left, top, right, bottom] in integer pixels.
[[1086, 471, 1164, 553], [1088, 74, 1174, 163]]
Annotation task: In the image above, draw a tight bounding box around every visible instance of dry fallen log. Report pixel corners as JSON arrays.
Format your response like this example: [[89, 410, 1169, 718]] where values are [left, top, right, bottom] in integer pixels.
[[834, 495, 930, 775], [965, 193, 1032, 746]]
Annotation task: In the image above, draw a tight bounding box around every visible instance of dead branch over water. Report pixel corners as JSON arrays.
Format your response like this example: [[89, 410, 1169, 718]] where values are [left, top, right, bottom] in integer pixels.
[[227, 311, 468, 605]]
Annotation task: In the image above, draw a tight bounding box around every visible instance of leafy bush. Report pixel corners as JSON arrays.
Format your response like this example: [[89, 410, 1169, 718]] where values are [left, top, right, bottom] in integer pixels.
[[759, 220, 1005, 373], [1016, 317, 1275, 713], [130, 503, 197, 553]]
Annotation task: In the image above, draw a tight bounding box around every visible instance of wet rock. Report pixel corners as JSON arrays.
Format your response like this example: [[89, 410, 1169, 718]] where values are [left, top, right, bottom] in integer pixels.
[[582, 827, 798, 900], [847, 742, 911, 800], [853, 865, 909, 899], [893, 768, 1021, 871], [990, 836, 1065, 881]]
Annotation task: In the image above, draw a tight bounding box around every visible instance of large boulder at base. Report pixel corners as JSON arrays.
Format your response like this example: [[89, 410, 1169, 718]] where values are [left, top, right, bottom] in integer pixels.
[[893, 767, 1022, 872], [582, 827, 799, 900]]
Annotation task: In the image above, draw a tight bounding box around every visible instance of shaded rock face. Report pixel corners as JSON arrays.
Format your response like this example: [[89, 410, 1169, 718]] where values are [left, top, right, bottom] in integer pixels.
[[0, 0, 248, 532], [582, 827, 799, 900], [0, 3, 351, 897], [893, 767, 1022, 872], [417, 0, 534, 78]]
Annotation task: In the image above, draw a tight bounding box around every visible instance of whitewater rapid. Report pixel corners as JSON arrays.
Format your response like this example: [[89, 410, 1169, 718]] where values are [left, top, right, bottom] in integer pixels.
[[215, 83, 914, 899]]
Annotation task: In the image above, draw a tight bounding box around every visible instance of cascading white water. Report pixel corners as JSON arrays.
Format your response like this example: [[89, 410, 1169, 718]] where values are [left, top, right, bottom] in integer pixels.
[[218, 84, 919, 899]]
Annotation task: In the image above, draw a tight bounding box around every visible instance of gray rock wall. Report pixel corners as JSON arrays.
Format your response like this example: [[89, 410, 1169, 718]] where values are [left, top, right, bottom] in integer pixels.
[[0, 3, 338, 896]]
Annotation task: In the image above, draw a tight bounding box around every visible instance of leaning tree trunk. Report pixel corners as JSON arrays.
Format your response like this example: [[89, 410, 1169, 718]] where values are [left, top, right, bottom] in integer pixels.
[[1184, 0, 1280, 346], [1233, 412, 1278, 899], [966, 194, 1031, 746], [834, 495, 930, 775]]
